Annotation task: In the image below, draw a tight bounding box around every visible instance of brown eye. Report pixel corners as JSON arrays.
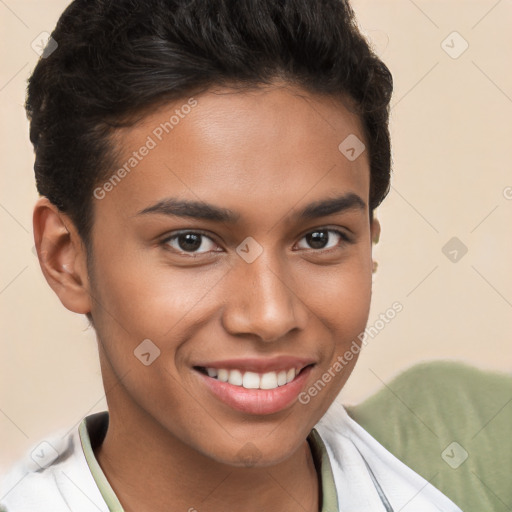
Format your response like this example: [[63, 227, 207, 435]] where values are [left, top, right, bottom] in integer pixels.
[[162, 231, 218, 254], [296, 229, 350, 251], [306, 231, 329, 249]]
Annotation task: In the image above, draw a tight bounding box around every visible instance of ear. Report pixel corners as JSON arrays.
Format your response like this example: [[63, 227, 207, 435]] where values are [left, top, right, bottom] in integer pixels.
[[370, 217, 380, 274], [370, 217, 381, 245], [32, 197, 92, 315]]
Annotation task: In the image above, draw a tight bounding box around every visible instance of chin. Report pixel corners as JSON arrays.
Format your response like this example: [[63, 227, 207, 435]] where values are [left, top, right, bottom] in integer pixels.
[[202, 433, 307, 469]]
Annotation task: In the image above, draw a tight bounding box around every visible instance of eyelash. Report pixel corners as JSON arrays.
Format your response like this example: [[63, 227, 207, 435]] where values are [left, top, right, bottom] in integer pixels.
[[159, 228, 353, 257]]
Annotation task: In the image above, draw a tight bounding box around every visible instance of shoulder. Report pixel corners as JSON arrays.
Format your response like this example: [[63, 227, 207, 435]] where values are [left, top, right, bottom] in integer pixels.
[[346, 361, 512, 512], [0, 421, 109, 512], [314, 400, 463, 511]]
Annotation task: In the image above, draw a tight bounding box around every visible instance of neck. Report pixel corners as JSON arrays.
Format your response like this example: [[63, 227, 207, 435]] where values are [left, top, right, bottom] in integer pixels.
[[94, 406, 320, 512]]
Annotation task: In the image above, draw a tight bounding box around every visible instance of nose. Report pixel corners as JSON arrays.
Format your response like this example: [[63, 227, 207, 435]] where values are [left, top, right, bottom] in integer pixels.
[[221, 251, 308, 343]]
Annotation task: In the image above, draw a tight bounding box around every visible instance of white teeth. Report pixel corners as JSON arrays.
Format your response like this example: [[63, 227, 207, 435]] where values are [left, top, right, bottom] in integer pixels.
[[277, 370, 287, 386], [242, 371, 260, 389], [217, 369, 229, 382], [228, 369, 243, 386], [260, 371, 278, 389], [203, 367, 300, 390]]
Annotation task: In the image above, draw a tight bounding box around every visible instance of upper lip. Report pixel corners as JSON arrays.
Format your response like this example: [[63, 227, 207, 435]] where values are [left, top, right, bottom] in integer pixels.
[[194, 356, 316, 373]]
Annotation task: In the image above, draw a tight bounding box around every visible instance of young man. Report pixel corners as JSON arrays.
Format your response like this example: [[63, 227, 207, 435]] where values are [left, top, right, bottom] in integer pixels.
[[1, 0, 463, 510]]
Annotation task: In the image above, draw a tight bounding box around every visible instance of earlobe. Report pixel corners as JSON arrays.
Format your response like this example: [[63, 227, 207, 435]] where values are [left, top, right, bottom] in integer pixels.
[[370, 217, 380, 274], [370, 217, 381, 245], [33, 197, 92, 315]]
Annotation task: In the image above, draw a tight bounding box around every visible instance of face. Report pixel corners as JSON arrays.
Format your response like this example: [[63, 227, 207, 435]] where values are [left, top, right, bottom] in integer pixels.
[[86, 84, 378, 466]]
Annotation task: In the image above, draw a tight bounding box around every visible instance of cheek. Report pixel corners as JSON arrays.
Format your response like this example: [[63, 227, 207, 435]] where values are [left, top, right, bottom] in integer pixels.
[[296, 267, 371, 418], [297, 251, 373, 392], [298, 251, 373, 333], [89, 239, 224, 340]]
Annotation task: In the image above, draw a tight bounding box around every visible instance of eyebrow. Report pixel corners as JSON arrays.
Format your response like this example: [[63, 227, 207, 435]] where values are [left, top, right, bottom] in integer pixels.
[[136, 192, 366, 223]]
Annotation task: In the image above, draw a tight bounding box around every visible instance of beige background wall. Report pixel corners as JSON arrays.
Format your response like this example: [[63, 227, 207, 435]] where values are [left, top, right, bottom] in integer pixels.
[[1, 0, 511, 474]]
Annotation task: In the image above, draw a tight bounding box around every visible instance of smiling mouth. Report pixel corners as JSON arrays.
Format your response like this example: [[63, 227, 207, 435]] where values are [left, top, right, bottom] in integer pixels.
[[193, 365, 313, 390]]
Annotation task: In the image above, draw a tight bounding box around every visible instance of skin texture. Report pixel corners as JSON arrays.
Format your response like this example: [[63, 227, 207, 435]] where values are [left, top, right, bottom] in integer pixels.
[[33, 84, 380, 512]]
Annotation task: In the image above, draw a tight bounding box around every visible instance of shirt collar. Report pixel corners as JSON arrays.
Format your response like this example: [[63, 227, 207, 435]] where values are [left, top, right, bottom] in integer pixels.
[[78, 411, 339, 512]]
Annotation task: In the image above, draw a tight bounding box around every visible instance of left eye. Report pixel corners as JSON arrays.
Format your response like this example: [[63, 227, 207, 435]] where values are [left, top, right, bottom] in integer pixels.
[[296, 229, 349, 251], [163, 232, 218, 254]]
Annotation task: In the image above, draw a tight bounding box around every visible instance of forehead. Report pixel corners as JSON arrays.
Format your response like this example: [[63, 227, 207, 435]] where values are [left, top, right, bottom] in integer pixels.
[[100, 85, 370, 223]]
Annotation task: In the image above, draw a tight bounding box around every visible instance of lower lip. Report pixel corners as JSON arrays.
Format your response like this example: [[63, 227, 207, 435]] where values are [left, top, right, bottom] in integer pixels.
[[196, 366, 313, 415]]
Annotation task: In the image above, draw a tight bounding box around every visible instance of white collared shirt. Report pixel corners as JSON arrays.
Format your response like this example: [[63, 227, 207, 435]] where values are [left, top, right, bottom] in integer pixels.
[[0, 401, 463, 511]]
